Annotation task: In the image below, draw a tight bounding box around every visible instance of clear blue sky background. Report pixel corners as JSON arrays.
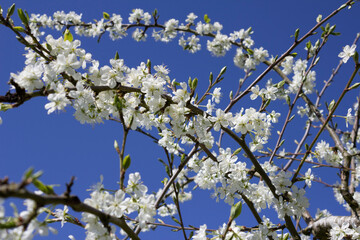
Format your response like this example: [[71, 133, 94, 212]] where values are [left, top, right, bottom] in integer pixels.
[[0, 1, 359, 239]]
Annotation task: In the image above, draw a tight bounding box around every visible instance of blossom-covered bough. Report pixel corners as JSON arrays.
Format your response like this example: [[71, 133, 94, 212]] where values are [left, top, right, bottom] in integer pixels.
[[0, 0, 360, 239]]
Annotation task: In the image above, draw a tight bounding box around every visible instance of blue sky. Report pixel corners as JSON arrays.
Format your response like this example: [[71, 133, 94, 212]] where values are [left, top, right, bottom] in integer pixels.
[[0, 0, 359, 239]]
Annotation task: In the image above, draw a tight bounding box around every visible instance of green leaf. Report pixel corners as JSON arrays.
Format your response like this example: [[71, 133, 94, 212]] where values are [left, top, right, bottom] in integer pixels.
[[171, 216, 180, 224], [329, 24, 336, 34], [64, 29, 73, 42], [114, 51, 120, 60], [122, 154, 131, 170], [306, 41, 311, 50], [114, 139, 119, 150], [314, 57, 320, 66], [209, 72, 213, 84], [246, 48, 254, 55], [348, 82, 360, 90], [330, 32, 341, 36], [23, 167, 34, 180], [289, 114, 295, 122], [6, 3, 15, 19], [32, 170, 43, 179], [286, 95, 291, 106], [191, 78, 198, 90], [316, 14, 322, 23], [13, 26, 24, 32], [188, 77, 192, 88], [289, 52, 297, 57], [232, 148, 242, 156], [165, 165, 170, 176], [219, 66, 227, 75], [277, 80, 286, 88], [328, 99, 335, 111], [353, 51, 359, 63], [161, 177, 168, 185], [180, 154, 186, 163], [103, 12, 110, 20], [45, 43, 52, 52], [17, 8, 28, 25], [294, 28, 300, 41], [338, 3, 347, 10], [282, 233, 290, 240], [229, 90, 233, 100], [0, 218, 17, 229], [279, 139, 285, 147], [230, 201, 242, 220], [114, 95, 125, 111], [203, 14, 210, 23], [32, 179, 55, 195], [325, 23, 330, 32], [263, 99, 271, 109]]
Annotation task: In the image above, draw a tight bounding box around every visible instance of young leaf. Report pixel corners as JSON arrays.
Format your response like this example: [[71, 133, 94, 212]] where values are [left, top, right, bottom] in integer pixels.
[[232, 148, 242, 156], [23, 167, 34, 180], [246, 48, 254, 55], [219, 66, 227, 75], [328, 99, 335, 111], [204, 14, 210, 23], [353, 51, 359, 63], [316, 14, 322, 23], [348, 82, 360, 90], [114, 51, 120, 60], [6, 3, 15, 19], [17, 8, 28, 25], [171, 216, 180, 225], [294, 28, 300, 41], [13, 26, 24, 32], [122, 154, 131, 170], [64, 29, 73, 42], [230, 201, 242, 220], [103, 12, 110, 20], [32, 179, 55, 195], [114, 139, 119, 150], [192, 78, 198, 90]]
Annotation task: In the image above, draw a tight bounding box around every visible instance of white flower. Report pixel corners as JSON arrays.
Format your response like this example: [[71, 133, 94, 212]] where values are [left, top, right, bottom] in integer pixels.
[[209, 109, 232, 131], [212, 87, 221, 104], [185, 13, 197, 24], [45, 84, 71, 114], [126, 172, 148, 197], [104, 190, 126, 217], [250, 85, 260, 100], [207, 34, 231, 56], [157, 204, 177, 217], [304, 168, 314, 188], [346, 108, 355, 127], [193, 224, 207, 240], [54, 205, 69, 227], [338, 44, 356, 63]]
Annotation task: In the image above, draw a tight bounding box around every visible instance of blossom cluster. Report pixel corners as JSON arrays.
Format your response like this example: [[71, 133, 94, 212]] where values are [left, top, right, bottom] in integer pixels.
[[28, 10, 268, 71], [82, 173, 157, 239], [1, 4, 359, 240]]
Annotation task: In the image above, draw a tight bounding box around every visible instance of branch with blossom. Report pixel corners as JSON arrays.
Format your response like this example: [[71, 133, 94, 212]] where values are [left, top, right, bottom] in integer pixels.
[[1, 1, 360, 239]]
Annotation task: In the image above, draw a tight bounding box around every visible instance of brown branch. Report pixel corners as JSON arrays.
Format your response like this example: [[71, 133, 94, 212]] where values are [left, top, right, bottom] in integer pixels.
[[0, 183, 140, 240]]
